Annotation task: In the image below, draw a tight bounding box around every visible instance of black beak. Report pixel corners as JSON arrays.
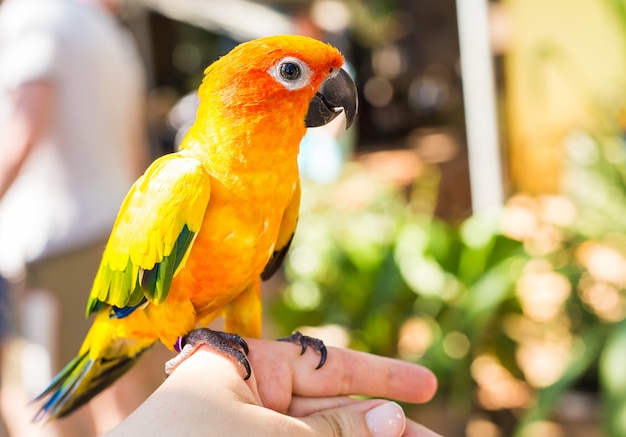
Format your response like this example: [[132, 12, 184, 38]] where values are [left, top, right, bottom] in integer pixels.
[[306, 68, 358, 130]]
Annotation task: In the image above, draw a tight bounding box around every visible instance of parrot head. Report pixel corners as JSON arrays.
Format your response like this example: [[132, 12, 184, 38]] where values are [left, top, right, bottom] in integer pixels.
[[195, 35, 357, 134]]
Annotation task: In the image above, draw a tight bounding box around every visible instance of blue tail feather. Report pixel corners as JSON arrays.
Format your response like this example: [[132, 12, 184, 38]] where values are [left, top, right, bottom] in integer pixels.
[[33, 341, 152, 421], [37, 358, 94, 420]]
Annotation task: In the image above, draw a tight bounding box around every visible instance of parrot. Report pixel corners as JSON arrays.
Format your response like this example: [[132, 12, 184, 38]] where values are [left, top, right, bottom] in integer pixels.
[[33, 34, 357, 421]]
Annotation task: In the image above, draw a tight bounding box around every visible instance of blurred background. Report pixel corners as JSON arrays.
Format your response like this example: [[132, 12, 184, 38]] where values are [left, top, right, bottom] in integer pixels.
[[2, 0, 626, 436]]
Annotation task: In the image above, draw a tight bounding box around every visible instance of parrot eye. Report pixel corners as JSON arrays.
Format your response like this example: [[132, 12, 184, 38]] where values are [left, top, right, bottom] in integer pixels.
[[269, 57, 312, 91], [280, 62, 301, 81]]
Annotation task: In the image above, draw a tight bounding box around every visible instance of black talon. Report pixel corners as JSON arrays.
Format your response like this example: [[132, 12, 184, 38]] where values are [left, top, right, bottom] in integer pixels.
[[277, 331, 327, 370], [183, 328, 252, 380]]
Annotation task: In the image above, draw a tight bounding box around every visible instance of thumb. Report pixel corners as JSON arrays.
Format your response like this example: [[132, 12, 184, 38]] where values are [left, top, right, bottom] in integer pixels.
[[301, 400, 406, 437]]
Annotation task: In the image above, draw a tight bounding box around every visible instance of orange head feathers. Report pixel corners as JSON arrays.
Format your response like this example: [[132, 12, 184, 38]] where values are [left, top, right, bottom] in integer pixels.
[[182, 35, 357, 162], [198, 35, 345, 115]]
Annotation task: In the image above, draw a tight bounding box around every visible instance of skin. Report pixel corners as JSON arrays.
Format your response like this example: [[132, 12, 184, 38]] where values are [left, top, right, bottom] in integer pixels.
[[104, 339, 442, 437], [0, 82, 53, 200]]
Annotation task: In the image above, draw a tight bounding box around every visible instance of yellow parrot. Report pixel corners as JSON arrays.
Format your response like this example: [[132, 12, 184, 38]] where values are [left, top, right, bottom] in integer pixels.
[[34, 34, 357, 420]]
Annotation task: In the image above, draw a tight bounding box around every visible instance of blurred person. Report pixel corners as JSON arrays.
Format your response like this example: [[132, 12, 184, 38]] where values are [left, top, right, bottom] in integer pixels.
[[0, 274, 9, 437], [0, 0, 150, 434]]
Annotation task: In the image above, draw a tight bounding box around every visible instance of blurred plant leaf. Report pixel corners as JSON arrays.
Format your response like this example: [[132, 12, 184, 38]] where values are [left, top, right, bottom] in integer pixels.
[[515, 326, 607, 436], [600, 319, 626, 436]]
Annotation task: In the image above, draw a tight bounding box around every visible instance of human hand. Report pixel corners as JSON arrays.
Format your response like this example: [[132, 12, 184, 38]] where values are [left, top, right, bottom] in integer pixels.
[[104, 338, 441, 437]]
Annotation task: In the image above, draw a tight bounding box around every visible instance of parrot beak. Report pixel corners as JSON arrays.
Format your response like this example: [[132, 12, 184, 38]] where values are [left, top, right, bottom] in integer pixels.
[[306, 68, 358, 130]]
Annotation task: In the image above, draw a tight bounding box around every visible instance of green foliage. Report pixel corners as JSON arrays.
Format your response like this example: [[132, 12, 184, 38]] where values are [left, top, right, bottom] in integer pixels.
[[269, 164, 528, 420]]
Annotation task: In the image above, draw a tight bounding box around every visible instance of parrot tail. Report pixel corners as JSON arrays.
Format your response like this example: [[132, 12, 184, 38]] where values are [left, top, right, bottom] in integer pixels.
[[33, 335, 155, 421]]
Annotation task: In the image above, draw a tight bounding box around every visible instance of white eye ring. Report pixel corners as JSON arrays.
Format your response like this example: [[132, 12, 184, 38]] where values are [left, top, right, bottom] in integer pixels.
[[268, 57, 312, 91]]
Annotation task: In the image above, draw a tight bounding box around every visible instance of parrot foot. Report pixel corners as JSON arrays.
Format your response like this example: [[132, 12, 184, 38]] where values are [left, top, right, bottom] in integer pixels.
[[277, 331, 327, 369], [165, 328, 251, 379]]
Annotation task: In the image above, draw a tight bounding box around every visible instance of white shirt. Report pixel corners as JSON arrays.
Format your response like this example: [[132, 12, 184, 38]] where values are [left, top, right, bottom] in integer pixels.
[[0, 0, 145, 275]]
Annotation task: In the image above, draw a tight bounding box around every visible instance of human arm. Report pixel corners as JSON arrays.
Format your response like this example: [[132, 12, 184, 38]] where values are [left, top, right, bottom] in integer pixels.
[[0, 81, 53, 200], [104, 338, 441, 437]]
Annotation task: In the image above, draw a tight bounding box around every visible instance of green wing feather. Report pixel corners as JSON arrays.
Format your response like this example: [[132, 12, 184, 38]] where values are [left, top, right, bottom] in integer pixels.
[[86, 154, 211, 316]]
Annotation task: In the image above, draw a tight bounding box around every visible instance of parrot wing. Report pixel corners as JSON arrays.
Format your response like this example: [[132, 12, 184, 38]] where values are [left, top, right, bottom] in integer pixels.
[[261, 179, 301, 280], [86, 154, 211, 317]]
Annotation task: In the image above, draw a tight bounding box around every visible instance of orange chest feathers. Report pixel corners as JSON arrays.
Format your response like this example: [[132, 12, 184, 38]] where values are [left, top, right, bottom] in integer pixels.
[[174, 170, 298, 309]]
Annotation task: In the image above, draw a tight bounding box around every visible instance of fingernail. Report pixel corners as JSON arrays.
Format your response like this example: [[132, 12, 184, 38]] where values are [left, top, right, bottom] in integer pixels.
[[365, 402, 406, 437]]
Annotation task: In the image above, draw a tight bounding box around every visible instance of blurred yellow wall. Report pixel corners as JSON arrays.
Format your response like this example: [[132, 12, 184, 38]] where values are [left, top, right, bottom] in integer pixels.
[[504, 0, 626, 193]]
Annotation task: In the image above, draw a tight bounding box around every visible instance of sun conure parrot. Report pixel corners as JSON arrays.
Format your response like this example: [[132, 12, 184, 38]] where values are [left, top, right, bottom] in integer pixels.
[[33, 34, 357, 421]]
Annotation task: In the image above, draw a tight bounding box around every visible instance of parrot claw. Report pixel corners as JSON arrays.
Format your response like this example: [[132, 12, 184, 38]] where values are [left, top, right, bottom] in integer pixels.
[[277, 331, 327, 369], [165, 328, 251, 380]]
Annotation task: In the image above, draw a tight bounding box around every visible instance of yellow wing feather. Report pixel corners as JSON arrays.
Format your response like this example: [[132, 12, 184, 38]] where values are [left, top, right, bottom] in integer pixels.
[[87, 154, 211, 315]]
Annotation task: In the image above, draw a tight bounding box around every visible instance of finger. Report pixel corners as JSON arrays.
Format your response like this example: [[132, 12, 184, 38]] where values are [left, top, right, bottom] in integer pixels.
[[288, 395, 360, 416], [301, 399, 407, 437], [246, 338, 437, 412], [404, 419, 444, 437], [290, 397, 443, 437], [293, 347, 437, 402]]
